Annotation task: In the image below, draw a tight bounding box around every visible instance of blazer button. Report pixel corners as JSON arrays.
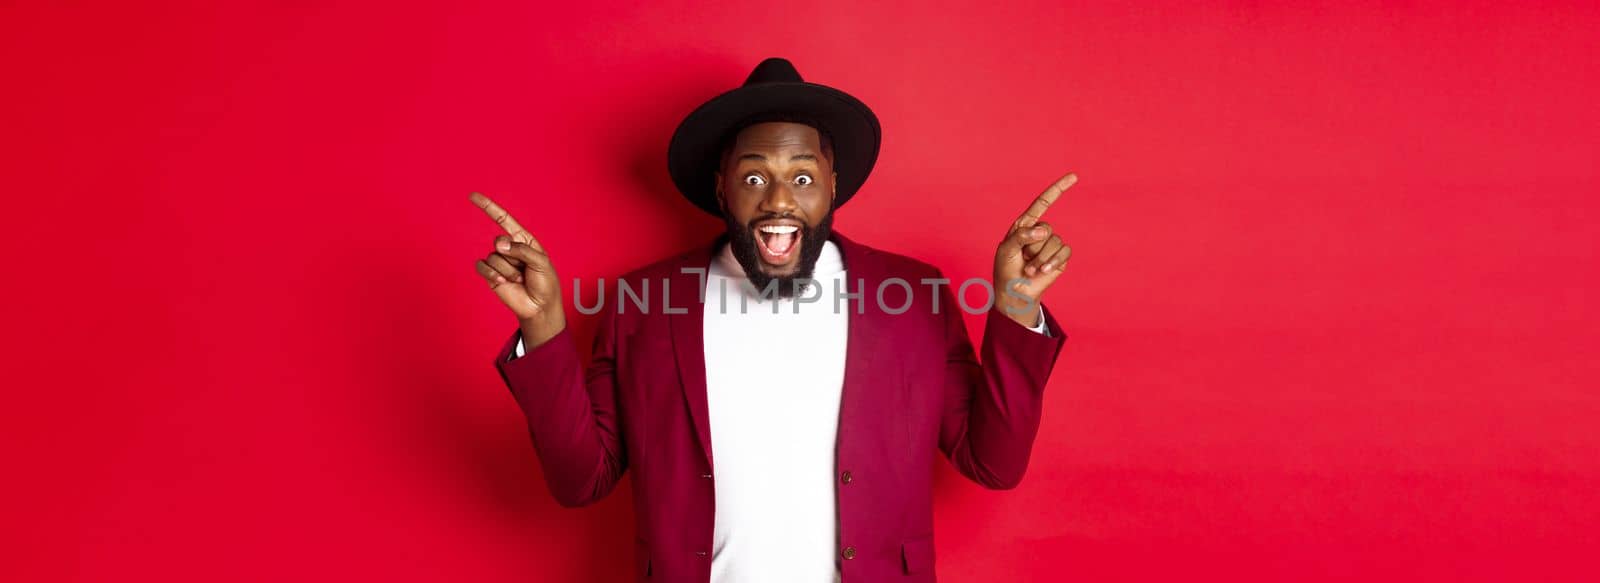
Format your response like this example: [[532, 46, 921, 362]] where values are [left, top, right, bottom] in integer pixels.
[[700, 473, 713, 479], [840, 470, 853, 484], [841, 546, 856, 560]]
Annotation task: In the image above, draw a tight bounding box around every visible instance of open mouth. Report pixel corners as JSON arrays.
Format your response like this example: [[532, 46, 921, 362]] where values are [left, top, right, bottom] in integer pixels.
[[753, 221, 802, 266]]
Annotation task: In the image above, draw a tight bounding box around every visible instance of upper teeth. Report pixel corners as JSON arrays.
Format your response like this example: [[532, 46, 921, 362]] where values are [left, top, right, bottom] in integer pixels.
[[758, 225, 799, 234]]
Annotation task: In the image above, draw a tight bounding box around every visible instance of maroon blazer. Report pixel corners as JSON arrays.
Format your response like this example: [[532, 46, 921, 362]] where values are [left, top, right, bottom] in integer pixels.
[[494, 232, 1065, 582]]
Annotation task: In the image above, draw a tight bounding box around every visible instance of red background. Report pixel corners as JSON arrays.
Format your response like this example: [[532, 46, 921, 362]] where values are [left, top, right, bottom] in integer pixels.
[[4, 1, 1596, 581]]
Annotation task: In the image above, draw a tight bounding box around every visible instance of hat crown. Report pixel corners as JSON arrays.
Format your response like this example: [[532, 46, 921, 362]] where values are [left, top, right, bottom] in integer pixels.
[[743, 57, 804, 86]]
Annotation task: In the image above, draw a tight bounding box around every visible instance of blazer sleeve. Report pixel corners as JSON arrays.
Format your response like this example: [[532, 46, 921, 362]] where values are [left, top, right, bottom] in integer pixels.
[[936, 282, 1067, 489], [493, 308, 627, 508]]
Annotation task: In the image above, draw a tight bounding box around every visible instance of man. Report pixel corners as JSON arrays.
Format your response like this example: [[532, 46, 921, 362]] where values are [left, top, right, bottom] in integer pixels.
[[470, 57, 1075, 582]]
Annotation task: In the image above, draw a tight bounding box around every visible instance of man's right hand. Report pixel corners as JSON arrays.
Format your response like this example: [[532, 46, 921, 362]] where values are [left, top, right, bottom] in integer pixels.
[[471, 192, 566, 349]]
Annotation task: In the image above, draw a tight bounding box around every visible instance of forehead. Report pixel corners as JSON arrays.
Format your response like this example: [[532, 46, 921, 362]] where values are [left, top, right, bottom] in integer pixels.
[[729, 121, 822, 154]]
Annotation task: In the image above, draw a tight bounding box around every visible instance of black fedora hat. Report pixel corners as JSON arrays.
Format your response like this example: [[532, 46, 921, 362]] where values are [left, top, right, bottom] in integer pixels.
[[667, 57, 881, 217]]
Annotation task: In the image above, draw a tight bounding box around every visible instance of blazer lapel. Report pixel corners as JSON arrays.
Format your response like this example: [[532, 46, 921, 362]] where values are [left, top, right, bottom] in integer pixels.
[[669, 240, 717, 466], [832, 233, 893, 465]]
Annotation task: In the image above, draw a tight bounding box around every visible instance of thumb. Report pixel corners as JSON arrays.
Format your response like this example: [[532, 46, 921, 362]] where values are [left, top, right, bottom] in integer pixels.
[[489, 273, 538, 317]]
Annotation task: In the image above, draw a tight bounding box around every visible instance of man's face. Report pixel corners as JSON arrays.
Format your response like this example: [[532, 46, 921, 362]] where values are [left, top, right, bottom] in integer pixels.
[[715, 121, 837, 296]]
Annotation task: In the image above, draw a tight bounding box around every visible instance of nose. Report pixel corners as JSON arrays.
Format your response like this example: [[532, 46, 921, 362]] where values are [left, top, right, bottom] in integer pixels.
[[759, 182, 798, 215]]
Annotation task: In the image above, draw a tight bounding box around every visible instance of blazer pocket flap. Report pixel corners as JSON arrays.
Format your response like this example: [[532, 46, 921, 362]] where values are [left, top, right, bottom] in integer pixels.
[[635, 538, 652, 578], [901, 535, 935, 574]]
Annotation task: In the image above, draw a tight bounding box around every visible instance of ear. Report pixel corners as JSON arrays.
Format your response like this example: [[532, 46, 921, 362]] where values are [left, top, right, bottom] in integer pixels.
[[714, 171, 728, 211]]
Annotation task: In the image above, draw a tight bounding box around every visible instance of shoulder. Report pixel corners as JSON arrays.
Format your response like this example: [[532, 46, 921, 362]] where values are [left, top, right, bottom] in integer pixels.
[[841, 236, 945, 281], [614, 241, 714, 283], [593, 243, 712, 332]]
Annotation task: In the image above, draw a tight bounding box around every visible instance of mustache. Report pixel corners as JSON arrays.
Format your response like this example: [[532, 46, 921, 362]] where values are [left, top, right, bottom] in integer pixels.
[[745, 213, 805, 228]]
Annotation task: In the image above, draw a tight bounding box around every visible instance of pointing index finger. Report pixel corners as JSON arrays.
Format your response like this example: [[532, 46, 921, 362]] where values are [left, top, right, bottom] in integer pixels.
[[470, 192, 539, 247], [1016, 172, 1077, 229]]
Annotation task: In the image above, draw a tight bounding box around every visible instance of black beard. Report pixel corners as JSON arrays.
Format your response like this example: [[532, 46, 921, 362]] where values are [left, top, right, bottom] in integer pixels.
[[725, 210, 833, 299]]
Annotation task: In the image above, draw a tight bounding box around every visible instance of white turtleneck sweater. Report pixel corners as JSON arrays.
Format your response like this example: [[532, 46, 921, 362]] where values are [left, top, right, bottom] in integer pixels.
[[513, 240, 1045, 582], [702, 240, 851, 583]]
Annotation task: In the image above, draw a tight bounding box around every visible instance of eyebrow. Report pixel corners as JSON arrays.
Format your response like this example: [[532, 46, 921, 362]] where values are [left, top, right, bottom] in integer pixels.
[[736, 153, 819, 163]]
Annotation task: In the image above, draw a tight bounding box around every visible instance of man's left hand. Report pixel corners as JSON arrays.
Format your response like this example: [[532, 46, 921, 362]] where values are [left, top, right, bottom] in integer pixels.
[[993, 172, 1077, 328]]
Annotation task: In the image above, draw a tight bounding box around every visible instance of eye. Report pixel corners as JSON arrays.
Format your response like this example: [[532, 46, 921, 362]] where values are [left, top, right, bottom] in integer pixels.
[[744, 174, 766, 186], [794, 175, 813, 186]]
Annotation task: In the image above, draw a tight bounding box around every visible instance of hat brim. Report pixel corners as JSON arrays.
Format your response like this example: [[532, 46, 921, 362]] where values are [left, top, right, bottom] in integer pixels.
[[668, 81, 880, 217]]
